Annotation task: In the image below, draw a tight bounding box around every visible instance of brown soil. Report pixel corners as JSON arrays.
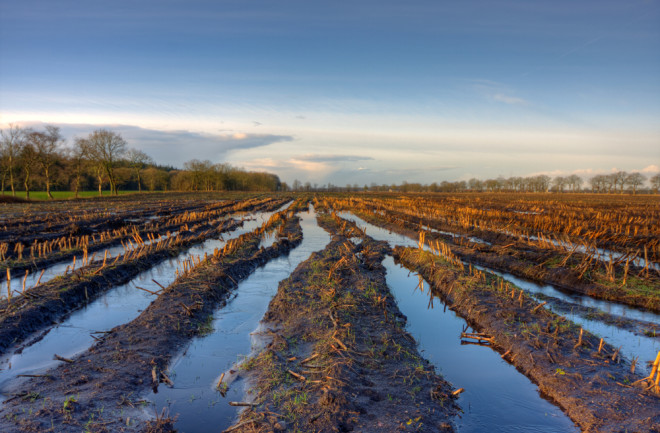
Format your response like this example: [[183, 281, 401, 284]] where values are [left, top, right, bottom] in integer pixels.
[[224, 214, 459, 433], [0, 196, 288, 275], [0, 212, 303, 432], [352, 209, 660, 312], [395, 246, 660, 433], [0, 219, 241, 357]]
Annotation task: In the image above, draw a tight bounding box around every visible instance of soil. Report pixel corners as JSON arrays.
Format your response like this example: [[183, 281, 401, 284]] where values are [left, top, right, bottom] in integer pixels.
[[224, 213, 459, 433], [532, 292, 660, 339], [0, 219, 241, 357], [0, 212, 303, 432], [0, 196, 288, 276], [395, 246, 660, 433], [350, 209, 660, 312]]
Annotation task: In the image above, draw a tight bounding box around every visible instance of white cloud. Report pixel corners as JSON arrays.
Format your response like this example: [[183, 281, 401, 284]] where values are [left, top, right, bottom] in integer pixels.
[[492, 93, 527, 105]]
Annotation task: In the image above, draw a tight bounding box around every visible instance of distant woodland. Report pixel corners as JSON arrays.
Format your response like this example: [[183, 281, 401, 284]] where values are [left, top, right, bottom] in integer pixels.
[[0, 125, 282, 198], [1, 124, 658, 198]]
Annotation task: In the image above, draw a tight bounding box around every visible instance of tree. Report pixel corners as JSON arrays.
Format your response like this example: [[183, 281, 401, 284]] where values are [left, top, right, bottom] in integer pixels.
[[650, 174, 660, 194], [69, 138, 90, 198], [125, 148, 153, 192], [0, 124, 25, 196], [20, 141, 38, 199], [552, 176, 566, 192], [84, 129, 127, 195], [625, 172, 646, 194], [29, 125, 63, 199], [566, 174, 583, 192], [613, 171, 627, 193]]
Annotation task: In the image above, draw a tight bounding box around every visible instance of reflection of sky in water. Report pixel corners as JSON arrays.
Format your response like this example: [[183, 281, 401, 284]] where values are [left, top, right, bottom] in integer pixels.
[[0, 206, 290, 400], [340, 212, 660, 371]]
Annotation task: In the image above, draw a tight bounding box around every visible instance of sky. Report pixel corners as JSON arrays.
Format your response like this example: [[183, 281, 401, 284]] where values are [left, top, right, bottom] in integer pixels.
[[1, 0, 659, 185]]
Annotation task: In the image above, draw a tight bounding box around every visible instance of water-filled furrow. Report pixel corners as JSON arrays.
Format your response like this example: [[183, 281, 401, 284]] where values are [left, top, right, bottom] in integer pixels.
[[0, 207, 290, 400], [1, 201, 293, 299], [338, 212, 660, 371], [146, 207, 331, 433], [384, 256, 578, 433], [2, 231, 179, 298]]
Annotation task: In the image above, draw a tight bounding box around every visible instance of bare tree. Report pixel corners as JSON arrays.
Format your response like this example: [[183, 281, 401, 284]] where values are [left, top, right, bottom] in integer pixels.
[[552, 176, 566, 192], [650, 174, 660, 194], [566, 174, 583, 192], [20, 142, 39, 199], [0, 124, 25, 196], [84, 129, 127, 195], [625, 172, 646, 195], [70, 138, 90, 198], [613, 171, 627, 193], [29, 126, 63, 199], [125, 148, 153, 192]]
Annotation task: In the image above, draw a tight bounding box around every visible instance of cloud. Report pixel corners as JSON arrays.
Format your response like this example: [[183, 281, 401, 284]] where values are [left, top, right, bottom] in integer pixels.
[[295, 154, 374, 163], [9, 121, 292, 167], [642, 164, 659, 173], [492, 93, 527, 105]]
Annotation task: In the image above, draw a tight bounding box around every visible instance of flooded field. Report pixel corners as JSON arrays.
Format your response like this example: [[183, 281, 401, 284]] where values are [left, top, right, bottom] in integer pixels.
[[0, 193, 658, 432]]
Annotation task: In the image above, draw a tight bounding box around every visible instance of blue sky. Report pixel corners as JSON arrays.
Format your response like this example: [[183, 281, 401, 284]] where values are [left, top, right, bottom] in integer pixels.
[[1, 0, 658, 185]]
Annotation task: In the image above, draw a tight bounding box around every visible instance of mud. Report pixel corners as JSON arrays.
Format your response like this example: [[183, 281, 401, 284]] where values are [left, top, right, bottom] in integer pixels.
[[396, 246, 660, 433], [0, 196, 288, 279], [0, 219, 241, 357], [224, 214, 459, 433], [0, 213, 303, 432], [351, 209, 660, 313]]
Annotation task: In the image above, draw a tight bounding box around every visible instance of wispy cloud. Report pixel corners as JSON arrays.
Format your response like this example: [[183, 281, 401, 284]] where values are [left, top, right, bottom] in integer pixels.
[[492, 93, 527, 105], [296, 154, 374, 163]]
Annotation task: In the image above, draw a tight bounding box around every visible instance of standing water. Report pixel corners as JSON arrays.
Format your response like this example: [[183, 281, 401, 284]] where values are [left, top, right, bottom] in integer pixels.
[[147, 206, 331, 432], [0, 207, 289, 399], [384, 256, 578, 432]]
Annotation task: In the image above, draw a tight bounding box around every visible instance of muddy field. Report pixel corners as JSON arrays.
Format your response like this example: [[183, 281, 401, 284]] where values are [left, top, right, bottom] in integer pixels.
[[0, 192, 658, 432]]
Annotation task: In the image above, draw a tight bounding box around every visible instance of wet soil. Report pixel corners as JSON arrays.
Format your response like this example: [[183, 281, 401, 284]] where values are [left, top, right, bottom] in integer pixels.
[[0, 196, 288, 279], [0, 219, 241, 357], [532, 292, 660, 340], [225, 214, 459, 433], [395, 246, 660, 433], [0, 214, 303, 432], [351, 209, 660, 313]]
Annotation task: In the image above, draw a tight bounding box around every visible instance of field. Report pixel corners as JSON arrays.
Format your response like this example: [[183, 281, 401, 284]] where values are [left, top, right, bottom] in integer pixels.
[[0, 192, 658, 432]]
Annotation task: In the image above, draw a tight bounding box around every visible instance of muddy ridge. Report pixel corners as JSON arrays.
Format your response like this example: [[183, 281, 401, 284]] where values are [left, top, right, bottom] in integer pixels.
[[395, 246, 660, 433], [225, 214, 459, 433], [351, 209, 660, 312], [0, 219, 242, 357], [0, 212, 303, 433], [0, 196, 288, 279]]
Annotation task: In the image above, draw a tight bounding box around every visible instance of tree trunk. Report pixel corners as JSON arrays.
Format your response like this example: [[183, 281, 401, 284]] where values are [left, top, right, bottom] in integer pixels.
[[24, 170, 30, 200], [137, 172, 142, 192], [97, 173, 103, 197], [9, 165, 15, 197], [45, 167, 53, 199]]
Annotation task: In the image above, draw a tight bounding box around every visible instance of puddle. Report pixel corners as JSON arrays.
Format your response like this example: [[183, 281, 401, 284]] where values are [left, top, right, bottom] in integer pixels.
[[338, 212, 660, 371], [147, 207, 331, 433], [2, 199, 293, 300], [384, 256, 578, 432], [0, 207, 289, 400], [2, 232, 179, 299]]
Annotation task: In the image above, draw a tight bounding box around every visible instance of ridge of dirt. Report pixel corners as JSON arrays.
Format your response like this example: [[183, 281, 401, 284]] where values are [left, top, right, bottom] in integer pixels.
[[0, 213, 303, 432], [395, 246, 660, 433], [224, 214, 459, 433], [0, 196, 288, 278], [0, 218, 242, 357], [351, 209, 660, 313]]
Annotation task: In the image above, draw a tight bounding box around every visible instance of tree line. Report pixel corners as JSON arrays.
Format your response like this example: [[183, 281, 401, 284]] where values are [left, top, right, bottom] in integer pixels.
[[290, 172, 660, 194], [0, 125, 283, 198]]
